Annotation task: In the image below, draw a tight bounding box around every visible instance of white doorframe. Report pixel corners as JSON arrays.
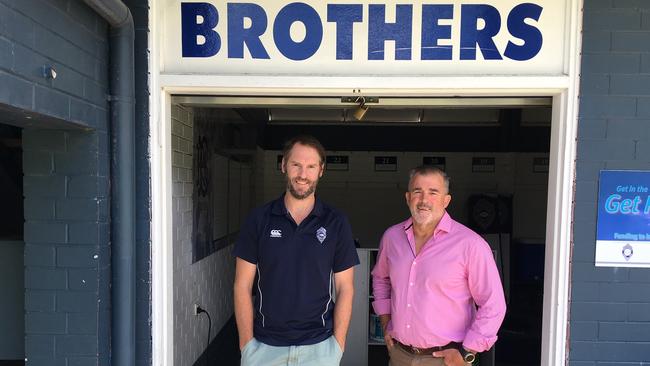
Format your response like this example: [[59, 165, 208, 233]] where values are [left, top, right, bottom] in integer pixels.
[[149, 3, 582, 366], [151, 83, 578, 366]]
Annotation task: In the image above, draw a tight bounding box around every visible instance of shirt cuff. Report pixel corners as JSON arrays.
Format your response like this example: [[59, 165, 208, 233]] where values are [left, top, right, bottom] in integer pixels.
[[463, 329, 498, 353], [372, 299, 391, 315]]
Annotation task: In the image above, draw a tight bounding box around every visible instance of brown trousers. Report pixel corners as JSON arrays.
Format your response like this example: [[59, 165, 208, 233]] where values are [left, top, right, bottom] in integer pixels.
[[388, 344, 445, 366]]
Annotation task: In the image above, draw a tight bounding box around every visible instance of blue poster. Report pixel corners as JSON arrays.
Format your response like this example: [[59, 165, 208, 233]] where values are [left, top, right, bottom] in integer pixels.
[[595, 170, 650, 267]]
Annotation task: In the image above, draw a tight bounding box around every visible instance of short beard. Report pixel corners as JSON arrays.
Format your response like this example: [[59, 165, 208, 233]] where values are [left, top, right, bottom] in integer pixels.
[[286, 178, 317, 200], [410, 204, 434, 225]]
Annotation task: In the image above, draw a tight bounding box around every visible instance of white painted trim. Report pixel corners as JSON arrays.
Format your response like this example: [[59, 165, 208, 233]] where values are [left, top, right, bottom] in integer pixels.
[[153, 86, 576, 366], [540, 92, 574, 366], [540, 2, 582, 365], [159, 74, 570, 95], [151, 95, 175, 366], [149, 1, 583, 365], [151, 0, 174, 365]]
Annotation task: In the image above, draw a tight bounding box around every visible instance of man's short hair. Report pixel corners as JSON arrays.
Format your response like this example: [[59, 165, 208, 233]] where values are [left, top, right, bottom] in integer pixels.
[[282, 135, 326, 166], [408, 165, 451, 193]]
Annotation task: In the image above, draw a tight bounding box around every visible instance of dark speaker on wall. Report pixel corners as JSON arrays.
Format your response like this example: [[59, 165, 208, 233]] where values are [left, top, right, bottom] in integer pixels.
[[467, 194, 512, 234]]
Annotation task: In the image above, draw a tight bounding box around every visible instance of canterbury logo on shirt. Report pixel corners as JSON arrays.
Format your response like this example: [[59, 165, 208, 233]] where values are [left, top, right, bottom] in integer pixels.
[[270, 229, 282, 238]]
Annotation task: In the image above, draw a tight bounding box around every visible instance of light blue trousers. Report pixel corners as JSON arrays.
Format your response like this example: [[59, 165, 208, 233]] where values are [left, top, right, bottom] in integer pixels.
[[240, 336, 343, 366]]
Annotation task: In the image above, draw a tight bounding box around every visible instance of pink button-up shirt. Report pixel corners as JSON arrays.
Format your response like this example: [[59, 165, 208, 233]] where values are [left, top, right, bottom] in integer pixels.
[[371, 212, 506, 352]]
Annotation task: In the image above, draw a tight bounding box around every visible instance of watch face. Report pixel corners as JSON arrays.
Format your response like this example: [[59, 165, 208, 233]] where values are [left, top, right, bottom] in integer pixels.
[[464, 353, 476, 363]]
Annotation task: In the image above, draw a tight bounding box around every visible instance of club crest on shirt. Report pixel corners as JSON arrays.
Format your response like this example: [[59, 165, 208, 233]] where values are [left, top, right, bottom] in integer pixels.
[[270, 229, 282, 238], [316, 227, 327, 244]]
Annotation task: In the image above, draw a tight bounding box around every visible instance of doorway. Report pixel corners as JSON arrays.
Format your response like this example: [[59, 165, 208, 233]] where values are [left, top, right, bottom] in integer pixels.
[[174, 95, 552, 365], [0, 123, 25, 366]]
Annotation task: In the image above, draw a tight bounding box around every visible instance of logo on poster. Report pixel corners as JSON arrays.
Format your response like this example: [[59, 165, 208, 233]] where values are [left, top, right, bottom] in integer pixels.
[[622, 243, 633, 261]]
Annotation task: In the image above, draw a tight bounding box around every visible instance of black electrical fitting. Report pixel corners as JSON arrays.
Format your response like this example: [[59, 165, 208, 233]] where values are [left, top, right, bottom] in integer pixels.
[[196, 306, 212, 365]]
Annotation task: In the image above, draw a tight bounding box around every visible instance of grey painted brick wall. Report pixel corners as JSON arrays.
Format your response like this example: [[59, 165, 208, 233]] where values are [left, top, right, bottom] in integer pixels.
[[0, 0, 111, 365], [171, 104, 236, 366], [0, 0, 108, 129], [22, 129, 111, 366], [2, 0, 153, 364], [571, 1, 650, 364]]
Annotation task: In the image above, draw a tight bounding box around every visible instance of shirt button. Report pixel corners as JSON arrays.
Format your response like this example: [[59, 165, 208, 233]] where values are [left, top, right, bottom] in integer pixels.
[[407, 304, 411, 307], [409, 282, 413, 286], [413, 261, 416, 265], [406, 324, 410, 328]]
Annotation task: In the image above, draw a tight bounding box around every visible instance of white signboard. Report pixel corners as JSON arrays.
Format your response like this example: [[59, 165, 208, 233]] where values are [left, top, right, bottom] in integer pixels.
[[161, 0, 567, 76]]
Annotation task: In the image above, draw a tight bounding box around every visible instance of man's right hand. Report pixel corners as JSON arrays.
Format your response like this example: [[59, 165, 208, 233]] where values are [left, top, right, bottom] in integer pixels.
[[379, 314, 394, 350]]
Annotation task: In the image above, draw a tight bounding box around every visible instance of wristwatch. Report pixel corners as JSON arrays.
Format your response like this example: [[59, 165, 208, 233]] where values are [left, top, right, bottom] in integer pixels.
[[459, 348, 476, 364]]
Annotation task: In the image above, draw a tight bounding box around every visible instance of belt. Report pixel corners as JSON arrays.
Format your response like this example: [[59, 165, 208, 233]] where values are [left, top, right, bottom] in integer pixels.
[[396, 341, 461, 355]]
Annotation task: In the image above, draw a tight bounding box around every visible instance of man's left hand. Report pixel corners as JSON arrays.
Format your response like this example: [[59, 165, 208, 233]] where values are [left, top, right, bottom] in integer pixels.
[[334, 335, 345, 352], [432, 348, 466, 366]]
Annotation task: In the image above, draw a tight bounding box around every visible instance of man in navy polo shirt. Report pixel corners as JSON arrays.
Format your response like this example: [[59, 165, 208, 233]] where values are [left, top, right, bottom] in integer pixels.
[[233, 135, 359, 366]]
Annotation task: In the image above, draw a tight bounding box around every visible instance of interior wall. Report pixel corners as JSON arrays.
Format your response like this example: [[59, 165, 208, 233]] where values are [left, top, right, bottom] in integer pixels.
[[513, 154, 549, 240], [259, 150, 548, 248], [0, 240, 24, 359], [0, 124, 23, 361], [171, 104, 235, 366]]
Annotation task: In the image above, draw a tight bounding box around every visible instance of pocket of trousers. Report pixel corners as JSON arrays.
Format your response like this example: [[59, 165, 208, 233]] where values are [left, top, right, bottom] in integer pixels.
[[241, 338, 257, 355], [331, 336, 343, 357]]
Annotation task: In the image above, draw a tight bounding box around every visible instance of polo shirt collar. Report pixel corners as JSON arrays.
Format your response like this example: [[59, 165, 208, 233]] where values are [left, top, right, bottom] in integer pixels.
[[271, 193, 324, 218]]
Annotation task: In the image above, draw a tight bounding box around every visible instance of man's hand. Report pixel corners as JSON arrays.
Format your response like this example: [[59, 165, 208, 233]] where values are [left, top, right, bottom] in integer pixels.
[[383, 331, 395, 349], [239, 336, 254, 351], [234, 258, 257, 352], [378, 314, 394, 350], [432, 348, 466, 366], [333, 268, 354, 354], [334, 334, 346, 352]]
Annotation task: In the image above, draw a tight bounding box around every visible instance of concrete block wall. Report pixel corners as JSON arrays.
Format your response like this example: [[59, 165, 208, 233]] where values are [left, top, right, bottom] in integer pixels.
[[22, 129, 111, 366], [0, 0, 112, 365], [0, 0, 109, 128], [2, 0, 153, 364], [172, 104, 236, 366], [570, 1, 650, 364]]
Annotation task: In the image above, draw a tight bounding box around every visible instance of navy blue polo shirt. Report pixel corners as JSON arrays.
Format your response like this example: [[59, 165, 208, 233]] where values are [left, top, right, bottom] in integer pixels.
[[232, 195, 360, 346]]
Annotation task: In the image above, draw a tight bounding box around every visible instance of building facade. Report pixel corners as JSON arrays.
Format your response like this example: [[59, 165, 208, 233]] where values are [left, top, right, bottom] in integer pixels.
[[0, 0, 649, 365]]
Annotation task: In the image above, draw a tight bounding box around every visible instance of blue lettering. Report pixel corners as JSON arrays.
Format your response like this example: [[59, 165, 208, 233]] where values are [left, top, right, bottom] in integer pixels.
[[460, 4, 502, 60], [605, 194, 621, 214], [181, 2, 220, 57], [368, 5, 413, 60], [180, 2, 547, 63], [227, 3, 270, 59], [327, 4, 363, 60], [273, 2, 323, 61], [421, 5, 453, 60], [504, 3, 543, 61]]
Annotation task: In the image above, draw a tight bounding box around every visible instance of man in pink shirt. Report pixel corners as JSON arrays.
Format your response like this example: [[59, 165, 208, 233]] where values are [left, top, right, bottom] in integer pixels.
[[371, 166, 506, 366]]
